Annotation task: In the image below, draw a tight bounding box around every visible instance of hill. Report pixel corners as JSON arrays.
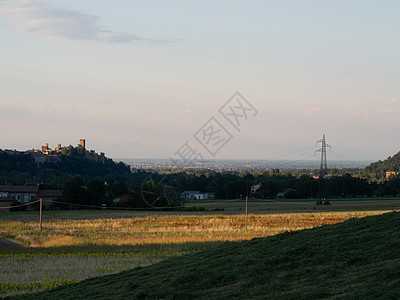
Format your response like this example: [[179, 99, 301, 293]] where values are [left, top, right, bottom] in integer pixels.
[[363, 151, 400, 180], [9, 212, 400, 299], [0, 147, 133, 185]]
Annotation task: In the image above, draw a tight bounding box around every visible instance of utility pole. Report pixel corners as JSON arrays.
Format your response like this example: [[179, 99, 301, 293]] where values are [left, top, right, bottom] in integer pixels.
[[245, 195, 248, 230], [315, 134, 331, 205], [39, 199, 43, 231]]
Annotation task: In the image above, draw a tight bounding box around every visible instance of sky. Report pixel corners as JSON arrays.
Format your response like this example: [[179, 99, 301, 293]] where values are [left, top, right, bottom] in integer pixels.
[[0, 0, 399, 162]]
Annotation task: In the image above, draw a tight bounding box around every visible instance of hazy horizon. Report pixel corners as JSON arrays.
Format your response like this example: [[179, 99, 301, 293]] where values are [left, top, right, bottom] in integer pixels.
[[1, 1, 399, 162]]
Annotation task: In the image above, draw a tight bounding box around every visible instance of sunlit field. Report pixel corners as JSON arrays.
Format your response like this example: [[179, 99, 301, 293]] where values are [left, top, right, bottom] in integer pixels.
[[0, 211, 389, 247]]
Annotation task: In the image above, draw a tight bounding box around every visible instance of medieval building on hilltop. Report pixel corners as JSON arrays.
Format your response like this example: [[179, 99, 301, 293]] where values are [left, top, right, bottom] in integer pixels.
[[0, 139, 106, 166]]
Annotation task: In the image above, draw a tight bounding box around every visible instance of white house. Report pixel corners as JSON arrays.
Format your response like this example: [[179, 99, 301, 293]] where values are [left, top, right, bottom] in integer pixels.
[[181, 191, 208, 200]]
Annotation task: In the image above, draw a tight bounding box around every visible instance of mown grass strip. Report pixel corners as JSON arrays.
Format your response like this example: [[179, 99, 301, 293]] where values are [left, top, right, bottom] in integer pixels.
[[0, 243, 208, 298]]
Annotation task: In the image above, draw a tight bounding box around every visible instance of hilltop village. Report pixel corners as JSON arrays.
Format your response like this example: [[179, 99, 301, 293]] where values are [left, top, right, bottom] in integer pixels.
[[1, 139, 106, 166], [0, 139, 133, 211]]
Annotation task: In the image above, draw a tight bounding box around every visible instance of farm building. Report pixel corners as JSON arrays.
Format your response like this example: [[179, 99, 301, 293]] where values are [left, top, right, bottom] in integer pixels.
[[37, 190, 63, 209], [112, 194, 130, 204], [181, 191, 208, 200], [0, 185, 62, 211]]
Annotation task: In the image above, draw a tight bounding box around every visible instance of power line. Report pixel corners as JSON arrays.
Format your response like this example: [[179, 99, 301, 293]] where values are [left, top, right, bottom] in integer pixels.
[[315, 134, 331, 205], [328, 151, 370, 169], [266, 145, 318, 161], [273, 154, 318, 169], [0, 200, 40, 210]]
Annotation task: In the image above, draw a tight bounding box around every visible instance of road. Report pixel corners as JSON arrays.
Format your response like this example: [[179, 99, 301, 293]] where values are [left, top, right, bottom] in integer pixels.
[[0, 237, 23, 248]]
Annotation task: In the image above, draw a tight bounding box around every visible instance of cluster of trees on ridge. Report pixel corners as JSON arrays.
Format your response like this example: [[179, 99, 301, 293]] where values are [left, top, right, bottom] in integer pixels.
[[362, 151, 400, 180]]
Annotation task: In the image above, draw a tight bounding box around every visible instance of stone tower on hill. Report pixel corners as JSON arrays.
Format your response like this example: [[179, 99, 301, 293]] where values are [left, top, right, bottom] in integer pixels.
[[79, 139, 86, 149]]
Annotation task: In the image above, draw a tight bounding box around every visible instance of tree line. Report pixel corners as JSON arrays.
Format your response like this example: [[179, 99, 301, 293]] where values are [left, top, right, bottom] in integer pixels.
[[4, 147, 400, 209]]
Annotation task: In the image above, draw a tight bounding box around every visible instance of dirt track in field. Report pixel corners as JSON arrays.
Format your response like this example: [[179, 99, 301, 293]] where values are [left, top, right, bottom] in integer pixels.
[[0, 237, 23, 248]]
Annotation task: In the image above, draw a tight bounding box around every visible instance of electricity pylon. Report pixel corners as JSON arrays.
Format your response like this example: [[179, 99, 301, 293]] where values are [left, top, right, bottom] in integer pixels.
[[315, 134, 331, 205]]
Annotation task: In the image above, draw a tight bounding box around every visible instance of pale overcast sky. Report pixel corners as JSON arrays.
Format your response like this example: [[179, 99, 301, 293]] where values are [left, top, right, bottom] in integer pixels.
[[0, 0, 399, 161]]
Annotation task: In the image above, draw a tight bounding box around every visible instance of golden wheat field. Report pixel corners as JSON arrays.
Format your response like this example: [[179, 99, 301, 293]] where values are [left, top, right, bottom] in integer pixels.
[[0, 210, 390, 247]]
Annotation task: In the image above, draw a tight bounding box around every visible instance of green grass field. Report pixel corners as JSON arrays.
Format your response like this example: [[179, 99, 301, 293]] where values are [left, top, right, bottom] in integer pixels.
[[0, 244, 207, 298], [6, 211, 400, 299], [185, 197, 400, 214]]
